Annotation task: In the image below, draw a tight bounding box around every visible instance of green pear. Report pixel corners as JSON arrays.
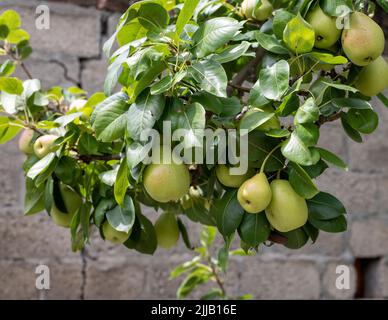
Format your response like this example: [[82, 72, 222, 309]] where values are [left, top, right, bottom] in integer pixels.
[[216, 165, 255, 188], [241, 0, 273, 21], [33, 135, 59, 158], [306, 5, 341, 49], [341, 12, 385, 66], [143, 150, 191, 203], [50, 183, 82, 228], [18, 129, 35, 155], [102, 220, 131, 244], [237, 172, 272, 213], [154, 212, 180, 249], [265, 180, 308, 232], [354, 56, 388, 97]]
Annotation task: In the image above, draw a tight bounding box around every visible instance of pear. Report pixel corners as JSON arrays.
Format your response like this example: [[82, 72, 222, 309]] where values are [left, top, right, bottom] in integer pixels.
[[341, 12, 385, 66], [265, 180, 308, 232], [102, 220, 131, 244], [33, 135, 59, 158], [237, 172, 272, 214], [18, 129, 35, 155], [216, 165, 255, 188], [154, 212, 180, 249], [306, 5, 341, 49], [241, 0, 273, 21], [143, 149, 191, 203], [354, 56, 388, 97]]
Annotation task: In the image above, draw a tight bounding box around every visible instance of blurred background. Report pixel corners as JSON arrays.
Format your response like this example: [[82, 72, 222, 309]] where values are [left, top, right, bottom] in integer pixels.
[[0, 0, 387, 299]]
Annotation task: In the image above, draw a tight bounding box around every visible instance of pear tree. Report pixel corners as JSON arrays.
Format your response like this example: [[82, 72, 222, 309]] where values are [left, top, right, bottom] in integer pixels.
[[0, 1, 388, 299]]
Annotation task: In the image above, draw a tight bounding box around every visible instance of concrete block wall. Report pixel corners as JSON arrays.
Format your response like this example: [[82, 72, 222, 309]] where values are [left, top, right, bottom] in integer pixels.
[[1, 0, 388, 300]]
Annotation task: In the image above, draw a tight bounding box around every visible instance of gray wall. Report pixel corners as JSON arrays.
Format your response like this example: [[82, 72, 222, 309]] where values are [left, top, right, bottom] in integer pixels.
[[1, 0, 388, 300]]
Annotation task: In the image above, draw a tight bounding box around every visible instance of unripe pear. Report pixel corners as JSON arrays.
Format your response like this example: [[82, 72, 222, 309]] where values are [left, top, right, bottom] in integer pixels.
[[265, 180, 308, 232], [354, 56, 388, 97], [237, 172, 272, 213], [154, 212, 180, 249], [33, 135, 59, 158], [216, 165, 255, 188], [306, 5, 341, 49], [241, 0, 273, 21], [143, 151, 191, 203], [102, 220, 131, 244], [341, 12, 385, 66], [18, 129, 35, 155], [50, 183, 82, 228]]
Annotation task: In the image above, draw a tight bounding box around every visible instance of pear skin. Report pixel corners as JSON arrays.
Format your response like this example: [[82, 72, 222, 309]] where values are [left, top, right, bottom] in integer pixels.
[[216, 165, 255, 188], [355, 56, 388, 97], [18, 129, 35, 155], [341, 12, 385, 66], [237, 172, 272, 213], [102, 220, 131, 244], [155, 212, 180, 249], [306, 5, 341, 49], [265, 180, 308, 232], [241, 0, 273, 21]]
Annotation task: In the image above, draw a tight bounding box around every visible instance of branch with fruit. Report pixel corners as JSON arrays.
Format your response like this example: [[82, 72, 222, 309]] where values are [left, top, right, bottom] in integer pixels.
[[0, 0, 387, 299]]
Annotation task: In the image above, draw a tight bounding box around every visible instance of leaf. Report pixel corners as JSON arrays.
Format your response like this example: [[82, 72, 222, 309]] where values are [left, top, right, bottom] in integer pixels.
[[117, 20, 147, 46], [177, 218, 193, 250], [295, 97, 319, 124], [126, 141, 150, 170], [213, 41, 251, 64], [190, 59, 228, 97], [377, 93, 388, 108], [127, 91, 165, 141], [322, 81, 358, 93], [344, 109, 379, 134], [255, 31, 289, 54], [341, 114, 362, 143], [94, 198, 116, 227], [192, 17, 242, 58], [309, 215, 347, 233], [92, 92, 129, 142], [281, 132, 320, 166], [106, 195, 135, 233], [265, 128, 291, 138], [215, 190, 245, 237], [238, 213, 271, 247], [283, 13, 315, 54], [259, 60, 290, 101], [200, 226, 217, 247], [27, 153, 56, 180], [150, 75, 173, 95], [288, 162, 319, 199], [0, 77, 23, 95], [307, 192, 347, 220], [6, 29, 29, 44], [114, 158, 130, 206], [239, 109, 275, 133], [0, 10, 21, 29], [177, 269, 211, 299], [281, 228, 309, 249], [295, 123, 319, 147], [317, 147, 348, 170], [273, 9, 295, 39], [175, 0, 200, 40], [24, 178, 45, 215], [332, 97, 371, 110], [191, 91, 242, 116], [310, 52, 348, 65], [320, 0, 353, 16], [276, 92, 300, 116], [137, 3, 169, 31]]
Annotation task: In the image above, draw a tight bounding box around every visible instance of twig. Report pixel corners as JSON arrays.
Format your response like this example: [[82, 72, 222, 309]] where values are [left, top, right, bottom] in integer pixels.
[[316, 112, 343, 127], [76, 154, 121, 164], [0, 111, 45, 135], [20, 62, 33, 80], [227, 83, 251, 93], [268, 232, 288, 245], [207, 255, 227, 297]]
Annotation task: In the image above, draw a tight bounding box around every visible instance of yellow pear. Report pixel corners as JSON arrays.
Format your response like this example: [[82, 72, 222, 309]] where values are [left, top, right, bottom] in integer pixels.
[[18, 129, 34, 155], [354, 56, 388, 97], [306, 5, 341, 49], [341, 12, 385, 66], [154, 212, 180, 249], [143, 149, 191, 203], [265, 180, 308, 232], [33, 135, 59, 158], [237, 172, 272, 213], [241, 0, 273, 21], [102, 220, 131, 244], [216, 165, 255, 188]]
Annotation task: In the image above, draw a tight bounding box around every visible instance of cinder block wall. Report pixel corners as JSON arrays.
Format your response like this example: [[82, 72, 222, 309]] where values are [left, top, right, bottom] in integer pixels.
[[1, 0, 388, 300]]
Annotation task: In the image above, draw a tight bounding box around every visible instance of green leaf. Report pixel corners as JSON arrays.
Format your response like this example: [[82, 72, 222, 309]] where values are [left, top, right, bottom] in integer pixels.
[[332, 97, 371, 110], [288, 162, 319, 199], [308, 192, 346, 220], [6, 29, 29, 44], [0, 77, 23, 95], [127, 91, 165, 140], [322, 81, 358, 93], [78, 133, 99, 155], [24, 178, 45, 215], [213, 41, 251, 64], [117, 20, 147, 46], [239, 109, 275, 133], [259, 60, 290, 101], [341, 114, 362, 143], [177, 268, 211, 299], [310, 52, 348, 64], [177, 218, 193, 250], [281, 132, 320, 166], [344, 109, 379, 134], [201, 289, 224, 300], [190, 59, 228, 97], [0, 60, 15, 77], [92, 92, 129, 142], [192, 17, 242, 58], [281, 228, 309, 249], [317, 147, 348, 170], [295, 123, 319, 147], [175, 0, 200, 40], [150, 75, 173, 95], [276, 92, 300, 116], [191, 92, 242, 116], [238, 213, 271, 247], [265, 128, 291, 138], [114, 158, 130, 206], [106, 195, 135, 233], [309, 215, 347, 233], [0, 118, 22, 144], [0, 10, 21, 29], [27, 153, 56, 180], [295, 97, 319, 124], [273, 9, 295, 39], [283, 13, 315, 54], [377, 93, 388, 108], [303, 221, 319, 243], [200, 226, 217, 247], [94, 198, 116, 227], [138, 3, 169, 31], [320, 0, 353, 16], [255, 31, 289, 54], [126, 141, 150, 170], [54, 156, 81, 186], [215, 190, 245, 237]]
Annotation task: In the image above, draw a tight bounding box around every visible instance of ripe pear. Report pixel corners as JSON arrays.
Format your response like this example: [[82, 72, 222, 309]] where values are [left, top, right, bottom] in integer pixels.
[[241, 0, 273, 21], [102, 220, 131, 244], [216, 165, 255, 188], [154, 212, 180, 249], [306, 5, 341, 49], [33, 135, 59, 158], [265, 180, 308, 232], [50, 183, 82, 228], [18, 129, 35, 155], [354, 56, 388, 97], [341, 12, 385, 66], [237, 172, 272, 213], [143, 153, 191, 203]]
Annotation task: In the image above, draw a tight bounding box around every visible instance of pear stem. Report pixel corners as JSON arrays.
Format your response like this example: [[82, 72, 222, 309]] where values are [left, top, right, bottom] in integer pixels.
[[276, 170, 281, 179], [260, 144, 282, 174]]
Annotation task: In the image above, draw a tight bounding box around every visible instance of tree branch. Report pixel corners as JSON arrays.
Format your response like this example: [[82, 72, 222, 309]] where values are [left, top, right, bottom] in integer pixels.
[[227, 83, 251, 93], [316, 112, 343, 127], [0, 111, 45, 135], [76, 154, 121, 164]]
